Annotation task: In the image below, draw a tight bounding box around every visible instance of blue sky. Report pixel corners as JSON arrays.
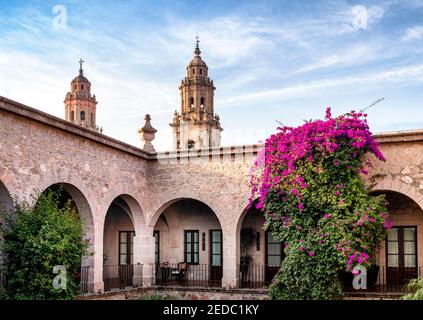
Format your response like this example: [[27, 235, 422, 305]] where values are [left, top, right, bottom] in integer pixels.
[[1, 0, 423, 150]]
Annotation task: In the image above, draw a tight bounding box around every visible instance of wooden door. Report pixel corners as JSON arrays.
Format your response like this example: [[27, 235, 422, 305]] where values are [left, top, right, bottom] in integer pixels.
[[386, 227, 418, 287]]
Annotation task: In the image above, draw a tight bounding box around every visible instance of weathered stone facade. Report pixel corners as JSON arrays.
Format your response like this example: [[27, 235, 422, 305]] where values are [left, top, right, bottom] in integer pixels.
[[1, 95, 423, 293]]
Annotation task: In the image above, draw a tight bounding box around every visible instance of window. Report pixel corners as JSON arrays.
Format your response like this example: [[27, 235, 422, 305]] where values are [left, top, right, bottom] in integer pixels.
[[200, 97, 205, 106], [81, 84, 84, 90], [188, 140, 195, 149], [70, 111, 75, 122], [210, 230, 222, 267], [202, 232, 206, 251], [184, 230, 199, 264], [80, 111, 85, 121], [154, 231, 160, 264], [387, 227, 417, 268], [190, 97, 194, 107], [192, 69, 195, 75], [266, 232, 284, 267], [74, 84, 77, 90], [200, 68, 202, 75], [119, 231, 135, 265]]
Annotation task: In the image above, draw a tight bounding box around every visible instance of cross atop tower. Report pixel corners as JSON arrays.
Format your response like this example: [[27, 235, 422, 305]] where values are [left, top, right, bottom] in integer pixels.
[[79, 58, 85, 75], [194, 34, 201, 56]]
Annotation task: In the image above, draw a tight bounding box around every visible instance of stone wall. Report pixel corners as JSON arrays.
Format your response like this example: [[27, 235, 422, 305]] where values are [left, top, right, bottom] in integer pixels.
[[1, 96, 423, 293]]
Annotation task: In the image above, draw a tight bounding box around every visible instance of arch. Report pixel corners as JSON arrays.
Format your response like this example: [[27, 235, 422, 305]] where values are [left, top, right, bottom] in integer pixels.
[[41, 182, 94, 240], [152, 197, 224, 286], [104, 194, 145, 236], [102, 194, 147, 290], [149, 196, 221, 228], [38, 182, 95, 291], [370, 176, 423, 211], [0, 179, 14, 218], [101, 187, 147, 228], [369, 186, 423, 286], [236, 200, 259, 238]]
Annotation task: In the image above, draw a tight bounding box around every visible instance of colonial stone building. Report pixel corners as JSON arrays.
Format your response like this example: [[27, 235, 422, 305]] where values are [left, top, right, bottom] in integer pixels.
[[0, 40, 423, 295]]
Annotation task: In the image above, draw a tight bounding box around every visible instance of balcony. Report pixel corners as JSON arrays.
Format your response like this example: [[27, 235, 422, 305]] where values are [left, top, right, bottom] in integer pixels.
[[103, 264, 143, 292], [155, 263, 222, 288]]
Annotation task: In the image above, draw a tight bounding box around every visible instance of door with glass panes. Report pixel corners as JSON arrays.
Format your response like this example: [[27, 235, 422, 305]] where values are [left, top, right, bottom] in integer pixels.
[[210, 230, 223, 282], [265, 231, 285, 283], [386, 227, 418, 286], [118, 231, 135, 287]]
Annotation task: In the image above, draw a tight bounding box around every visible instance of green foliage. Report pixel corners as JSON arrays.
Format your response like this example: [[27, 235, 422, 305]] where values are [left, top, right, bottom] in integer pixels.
[[269, 251, 342, 300], [0, 188, 89, 300], [401, 277, 423, 300]]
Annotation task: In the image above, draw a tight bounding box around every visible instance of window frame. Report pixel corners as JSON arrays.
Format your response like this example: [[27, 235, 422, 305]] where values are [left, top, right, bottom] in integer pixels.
[[209, 229, 223, 267], [184, 230, 199, 265], [386, 226, 418, 268], [118, 230, 135, 265], [154, 230, 160, 264], [265, 231, 285, 267]]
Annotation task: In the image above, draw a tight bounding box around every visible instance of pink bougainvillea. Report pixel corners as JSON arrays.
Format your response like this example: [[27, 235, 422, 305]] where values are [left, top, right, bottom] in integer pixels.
[[251, 108, 390, 299]]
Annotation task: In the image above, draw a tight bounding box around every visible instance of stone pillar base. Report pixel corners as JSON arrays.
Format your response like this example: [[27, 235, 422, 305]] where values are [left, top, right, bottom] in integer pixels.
[[142, 263, 155, 287], [221, 277, 240, 289], [89, 281, 104, 294]]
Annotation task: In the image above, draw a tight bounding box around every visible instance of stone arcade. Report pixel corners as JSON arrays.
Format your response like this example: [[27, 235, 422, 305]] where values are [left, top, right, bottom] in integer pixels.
[[0, 39, 423, 295]]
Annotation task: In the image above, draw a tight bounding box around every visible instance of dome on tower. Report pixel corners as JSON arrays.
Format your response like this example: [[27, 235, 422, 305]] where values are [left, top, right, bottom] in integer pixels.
[[188, 36, 208, 68], [71, 73, 90, 84], [71, 59, 91, 84], [189, 55, 207, 67]]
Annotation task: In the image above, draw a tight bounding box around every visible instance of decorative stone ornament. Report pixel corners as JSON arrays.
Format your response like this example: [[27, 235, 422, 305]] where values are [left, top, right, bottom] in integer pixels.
[[138, 114, 157, 153]]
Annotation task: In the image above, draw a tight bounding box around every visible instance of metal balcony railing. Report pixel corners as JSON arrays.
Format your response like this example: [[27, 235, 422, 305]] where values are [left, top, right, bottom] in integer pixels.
[[103, 264, 143, 292], [155, 263, 222, 288]]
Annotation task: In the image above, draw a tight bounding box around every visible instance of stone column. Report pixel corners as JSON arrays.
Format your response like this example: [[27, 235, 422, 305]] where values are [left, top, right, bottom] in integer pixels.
[[89, 222, 105, 293], [133, 225, 156, 287], [221, 224, 240, 289]]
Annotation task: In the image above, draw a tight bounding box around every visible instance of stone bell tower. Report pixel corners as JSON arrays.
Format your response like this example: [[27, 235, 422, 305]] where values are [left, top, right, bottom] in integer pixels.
[[64, 59, 100, 131], [170, 37, 222, 150]]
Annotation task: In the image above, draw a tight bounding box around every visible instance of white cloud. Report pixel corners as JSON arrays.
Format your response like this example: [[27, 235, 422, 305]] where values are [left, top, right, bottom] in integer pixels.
[[404, 26, 423, 41], [0, 1, 422, 151], [218, 64, 423, 106], [293, 43, 381, 74]]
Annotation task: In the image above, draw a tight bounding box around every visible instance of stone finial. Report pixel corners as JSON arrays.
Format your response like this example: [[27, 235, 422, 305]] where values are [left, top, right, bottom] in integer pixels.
[[138, 114, 157, 153]]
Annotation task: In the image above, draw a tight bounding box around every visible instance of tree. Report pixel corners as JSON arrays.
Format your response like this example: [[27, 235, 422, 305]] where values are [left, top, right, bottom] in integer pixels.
[[0, 188, 89, 300], [249, 108, 391, 299]]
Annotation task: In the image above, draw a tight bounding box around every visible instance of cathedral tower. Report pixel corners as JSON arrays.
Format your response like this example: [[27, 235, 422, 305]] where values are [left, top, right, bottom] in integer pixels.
[[170, 37, 222, 150], [64, 59, 99, 131]]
